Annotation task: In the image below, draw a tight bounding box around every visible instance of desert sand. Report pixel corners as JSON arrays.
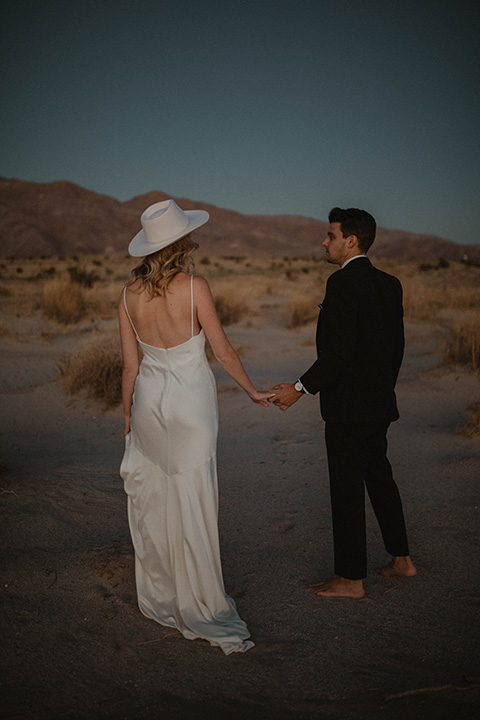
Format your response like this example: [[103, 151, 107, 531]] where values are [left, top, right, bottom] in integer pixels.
[[1, 269, 479, 720]]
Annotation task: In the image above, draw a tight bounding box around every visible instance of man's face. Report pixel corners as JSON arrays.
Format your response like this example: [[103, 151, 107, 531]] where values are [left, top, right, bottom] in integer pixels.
[[322, 222, 350, 266]]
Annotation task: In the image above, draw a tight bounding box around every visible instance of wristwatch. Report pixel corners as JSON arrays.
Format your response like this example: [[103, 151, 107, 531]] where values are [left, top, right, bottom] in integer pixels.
[[294, 380, 306, 394]]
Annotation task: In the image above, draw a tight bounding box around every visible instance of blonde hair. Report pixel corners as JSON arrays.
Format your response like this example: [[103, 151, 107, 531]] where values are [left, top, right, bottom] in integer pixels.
[[129, 234, 199, 298]]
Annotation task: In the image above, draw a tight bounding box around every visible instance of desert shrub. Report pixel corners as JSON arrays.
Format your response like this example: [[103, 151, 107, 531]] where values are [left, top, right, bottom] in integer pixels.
[[221, 256, 246, 263], [58, 332, 122, 409], [42, 276, 86, 324], [460, 256, 480, 268], [456, 401, 480, 437], [399, 264, 480, 322], [419, 258, 450, 272], [214, 292, 249, 325], [441, 315, 480, 372], [401, 277, 444, 322], [67, 266, 100, 288], [29, 266, 56, 282], [442, 284, 480, 311], [288, 296, 317, 328]]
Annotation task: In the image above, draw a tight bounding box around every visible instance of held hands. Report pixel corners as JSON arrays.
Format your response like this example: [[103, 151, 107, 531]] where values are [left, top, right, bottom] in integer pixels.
[[270, 383, 303, 411], [248, 389, 276, 408]]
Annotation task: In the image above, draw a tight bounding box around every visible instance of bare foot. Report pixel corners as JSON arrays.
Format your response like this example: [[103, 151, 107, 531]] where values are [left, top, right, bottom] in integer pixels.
[[308, 577, 365, 599], [375, 556, 417, 578]]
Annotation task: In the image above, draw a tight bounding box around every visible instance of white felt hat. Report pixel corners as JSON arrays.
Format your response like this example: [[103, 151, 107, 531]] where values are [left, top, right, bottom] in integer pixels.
[[128, 199, 209, 257]]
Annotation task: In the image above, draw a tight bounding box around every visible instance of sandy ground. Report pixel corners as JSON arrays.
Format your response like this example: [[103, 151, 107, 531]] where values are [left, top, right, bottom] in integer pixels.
[[1, 314, 479, 720]]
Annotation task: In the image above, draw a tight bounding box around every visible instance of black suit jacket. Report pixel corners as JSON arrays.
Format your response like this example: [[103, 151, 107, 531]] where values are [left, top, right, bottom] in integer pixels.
[[300, 257, 404, 424]]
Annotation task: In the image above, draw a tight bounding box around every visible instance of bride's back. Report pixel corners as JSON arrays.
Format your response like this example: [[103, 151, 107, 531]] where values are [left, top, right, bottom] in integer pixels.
[[125, 272, 200, 349]]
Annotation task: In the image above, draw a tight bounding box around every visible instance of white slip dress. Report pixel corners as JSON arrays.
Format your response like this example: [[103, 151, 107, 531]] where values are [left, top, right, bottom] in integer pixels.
[[120, 277, 254, 655]]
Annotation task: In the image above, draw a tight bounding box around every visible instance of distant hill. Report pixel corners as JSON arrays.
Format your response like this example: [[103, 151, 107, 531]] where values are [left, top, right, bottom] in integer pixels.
[[1, 177, 478, 261]]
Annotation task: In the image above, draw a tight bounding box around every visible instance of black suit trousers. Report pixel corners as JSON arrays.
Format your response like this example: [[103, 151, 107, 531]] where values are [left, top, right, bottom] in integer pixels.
[[324, 421, 409, 580]]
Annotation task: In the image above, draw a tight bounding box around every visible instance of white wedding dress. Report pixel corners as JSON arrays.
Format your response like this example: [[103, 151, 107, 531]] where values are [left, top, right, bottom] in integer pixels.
[[120, 278, 254, 654]]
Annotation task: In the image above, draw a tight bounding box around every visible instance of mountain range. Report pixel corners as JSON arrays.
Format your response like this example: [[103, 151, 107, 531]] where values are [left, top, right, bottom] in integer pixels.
[[1, 177, 478, 261]]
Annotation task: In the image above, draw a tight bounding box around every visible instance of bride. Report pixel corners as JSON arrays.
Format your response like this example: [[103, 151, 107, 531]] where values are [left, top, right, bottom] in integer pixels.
[[119, 199, 272, 654]]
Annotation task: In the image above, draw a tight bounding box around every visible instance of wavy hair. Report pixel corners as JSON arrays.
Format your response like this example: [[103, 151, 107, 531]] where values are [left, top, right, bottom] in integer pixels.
[[129, 234, 199, 298]]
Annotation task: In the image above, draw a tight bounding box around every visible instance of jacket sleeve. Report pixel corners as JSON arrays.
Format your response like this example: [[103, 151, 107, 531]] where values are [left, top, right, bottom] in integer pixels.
[[300, 272, 358, 395], [392, 280, 405, 384]]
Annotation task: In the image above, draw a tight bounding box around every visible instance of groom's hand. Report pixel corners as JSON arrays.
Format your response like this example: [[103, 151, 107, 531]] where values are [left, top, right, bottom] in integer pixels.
[[270, 383, 303, 411]]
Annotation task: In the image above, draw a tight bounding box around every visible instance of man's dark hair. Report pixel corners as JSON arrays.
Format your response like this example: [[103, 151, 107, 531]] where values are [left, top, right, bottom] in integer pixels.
[[328, 207, 376, 253]]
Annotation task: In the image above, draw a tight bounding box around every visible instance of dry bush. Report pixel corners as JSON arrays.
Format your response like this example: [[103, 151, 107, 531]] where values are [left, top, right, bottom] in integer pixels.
[[441, 314, 480, 372], [67, 266, 100, 287], [398, 264, 480, 322], [288, 296, 318, 328], [442, 283, 480, 311], [42, 276, 86, 324], [209, 280, 254, 325], [58, 332, 122, 409], [401, 276, 443, 322], [456, 401, 480, 437], [83, 281, 121, 321], [214, 293, 249, 325]]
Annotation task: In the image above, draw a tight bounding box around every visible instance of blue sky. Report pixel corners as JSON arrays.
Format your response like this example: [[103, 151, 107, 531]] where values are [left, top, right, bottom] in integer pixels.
[[1, 0, 479, 244]]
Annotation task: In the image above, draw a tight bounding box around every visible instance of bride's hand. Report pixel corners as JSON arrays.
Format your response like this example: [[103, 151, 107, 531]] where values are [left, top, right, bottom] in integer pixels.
[[248, 389, 275, 408]]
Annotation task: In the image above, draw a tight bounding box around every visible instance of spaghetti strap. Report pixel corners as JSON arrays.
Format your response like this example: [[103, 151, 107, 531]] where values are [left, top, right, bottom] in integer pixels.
[[190, 275, 194, 338], [123, 287, 140, 341]]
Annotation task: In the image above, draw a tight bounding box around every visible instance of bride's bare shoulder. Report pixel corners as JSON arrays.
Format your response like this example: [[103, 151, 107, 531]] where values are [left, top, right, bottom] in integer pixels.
[[125, 279, 142, 293], [119, 279, 141, 303], [170, 272, 210, 293], [191, 275, 210, 293]]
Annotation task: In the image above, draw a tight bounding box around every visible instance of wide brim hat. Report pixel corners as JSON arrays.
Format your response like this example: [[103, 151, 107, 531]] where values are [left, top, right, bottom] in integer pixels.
[[128, 199, 210, 257]]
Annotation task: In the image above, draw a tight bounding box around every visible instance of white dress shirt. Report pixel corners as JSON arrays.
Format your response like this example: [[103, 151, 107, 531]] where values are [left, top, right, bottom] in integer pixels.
[[341, 254, 366, 269]]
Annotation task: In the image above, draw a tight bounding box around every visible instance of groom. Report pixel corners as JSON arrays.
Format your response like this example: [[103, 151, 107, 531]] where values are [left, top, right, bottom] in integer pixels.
[[271, 207, 416, 598]]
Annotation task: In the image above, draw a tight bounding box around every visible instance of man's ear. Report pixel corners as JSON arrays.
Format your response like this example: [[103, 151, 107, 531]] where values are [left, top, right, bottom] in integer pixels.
[[347, 234, 359, 249]]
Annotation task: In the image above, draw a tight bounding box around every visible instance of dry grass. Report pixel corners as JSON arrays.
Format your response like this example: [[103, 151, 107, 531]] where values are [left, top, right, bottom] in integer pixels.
[[58, 332, 122, 409], [401, 276, 443, 323], [441, 313, 480, 372], [397, 265, 480, 323], [287, 296, 318, 328], [7, 254, 480, 443], [2, 256, 480, 412], [214, 293, 249, 325], [42, 276, 86, 324], [209, 280, 254, 325]]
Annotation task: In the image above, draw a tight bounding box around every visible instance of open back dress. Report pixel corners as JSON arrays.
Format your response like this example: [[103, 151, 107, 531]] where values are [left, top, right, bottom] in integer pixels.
[[120, 277, 254, 654]]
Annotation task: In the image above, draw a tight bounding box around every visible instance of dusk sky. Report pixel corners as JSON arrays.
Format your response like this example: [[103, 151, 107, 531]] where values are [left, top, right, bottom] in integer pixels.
[[1, 0, 479, 244]]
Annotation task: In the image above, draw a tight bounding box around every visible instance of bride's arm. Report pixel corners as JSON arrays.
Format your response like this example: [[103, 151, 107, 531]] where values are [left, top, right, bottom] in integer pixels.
[[118, 296, 140, 434], [194, 276, 272, 407]]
